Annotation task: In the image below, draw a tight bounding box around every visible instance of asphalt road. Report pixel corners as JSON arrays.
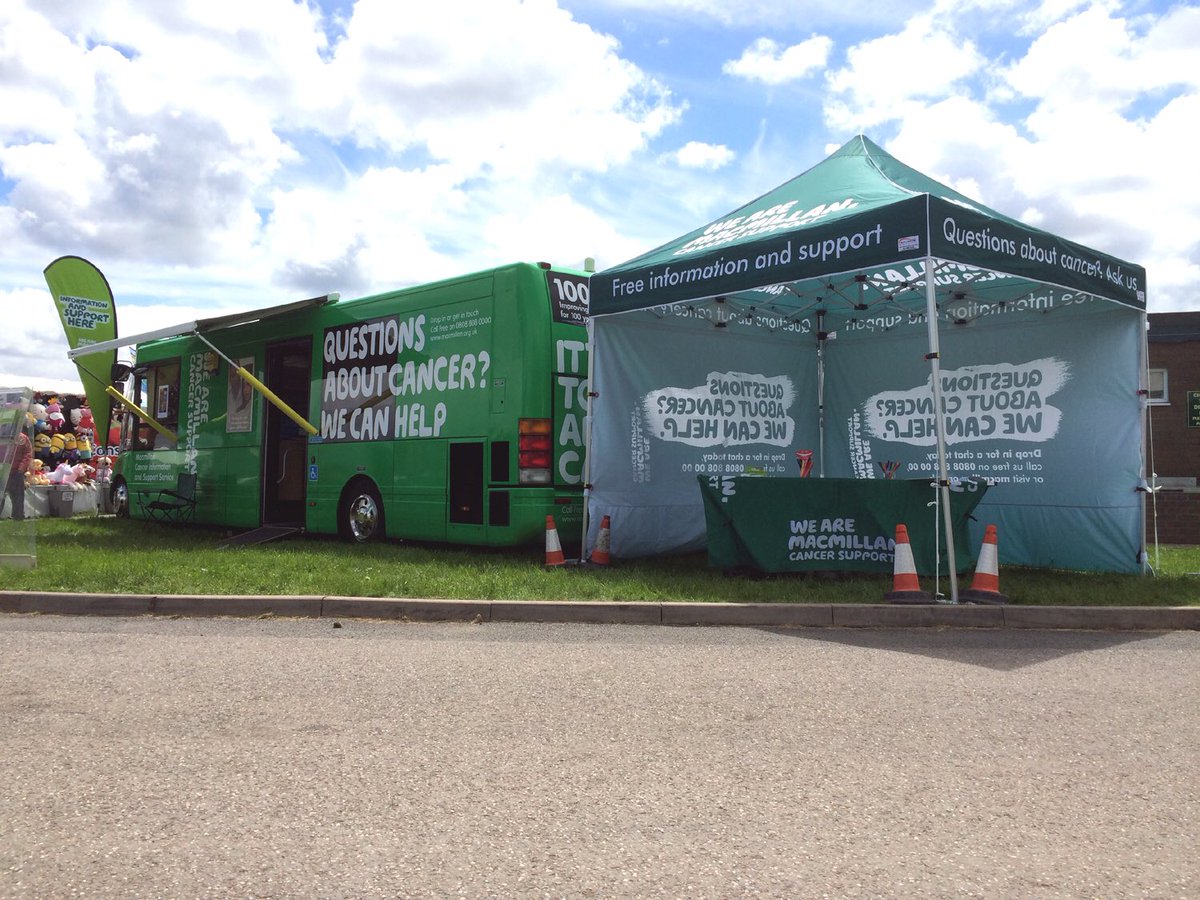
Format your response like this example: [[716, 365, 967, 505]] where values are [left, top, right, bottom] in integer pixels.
[[1, 615, 1197, 898]]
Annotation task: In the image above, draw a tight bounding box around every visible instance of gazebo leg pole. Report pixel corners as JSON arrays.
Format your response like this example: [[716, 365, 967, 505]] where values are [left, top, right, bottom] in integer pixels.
[[923, 256, 959, 604], [816, 309, 826, 478], [581, 316, 596, 559]]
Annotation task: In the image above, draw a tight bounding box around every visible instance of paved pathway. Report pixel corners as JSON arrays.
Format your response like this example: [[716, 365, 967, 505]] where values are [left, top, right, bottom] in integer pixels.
[[1, 616, 1197, 897]]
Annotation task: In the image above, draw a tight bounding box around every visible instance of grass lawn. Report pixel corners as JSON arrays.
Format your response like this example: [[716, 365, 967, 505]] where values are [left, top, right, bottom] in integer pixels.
[[1, 517, 1198, 606]]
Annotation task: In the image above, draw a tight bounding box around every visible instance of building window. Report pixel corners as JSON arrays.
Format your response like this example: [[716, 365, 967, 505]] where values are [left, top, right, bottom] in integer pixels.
[[1147, 368, 1169, 405]]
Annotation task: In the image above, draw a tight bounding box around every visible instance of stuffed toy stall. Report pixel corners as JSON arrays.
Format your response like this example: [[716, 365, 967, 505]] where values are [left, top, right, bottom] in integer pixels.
[[0, 391, 114, 520]]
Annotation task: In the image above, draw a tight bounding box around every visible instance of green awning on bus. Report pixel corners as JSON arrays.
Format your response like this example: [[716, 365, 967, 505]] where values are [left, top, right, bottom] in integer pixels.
[[67, 293, 339, 360]]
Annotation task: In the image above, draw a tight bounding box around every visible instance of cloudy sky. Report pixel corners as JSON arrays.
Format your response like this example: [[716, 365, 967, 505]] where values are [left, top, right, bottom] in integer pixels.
[[2, 0, 1197, 389]]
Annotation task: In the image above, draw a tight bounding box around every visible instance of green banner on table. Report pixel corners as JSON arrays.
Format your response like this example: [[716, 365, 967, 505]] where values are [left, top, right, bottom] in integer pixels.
[[699, 476, 987, 574]]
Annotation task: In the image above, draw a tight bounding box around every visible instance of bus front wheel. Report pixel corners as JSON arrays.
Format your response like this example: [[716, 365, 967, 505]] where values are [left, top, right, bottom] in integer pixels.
[[339, 481, 384, 543]]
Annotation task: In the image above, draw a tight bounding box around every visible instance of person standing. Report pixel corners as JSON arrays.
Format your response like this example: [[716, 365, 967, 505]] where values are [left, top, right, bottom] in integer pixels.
[[2, 429, 33, 520]]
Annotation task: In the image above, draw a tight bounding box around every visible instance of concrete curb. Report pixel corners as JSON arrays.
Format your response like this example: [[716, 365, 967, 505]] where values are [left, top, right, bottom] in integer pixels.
[[323, 596, 489, 622], [492, 600, 662, 625], [832, 603, 1008, 629], [0, 592, 155, 617], [661, 602, 834, 627], [1, 591, 1197, 631], [154, 594, 325, 619]]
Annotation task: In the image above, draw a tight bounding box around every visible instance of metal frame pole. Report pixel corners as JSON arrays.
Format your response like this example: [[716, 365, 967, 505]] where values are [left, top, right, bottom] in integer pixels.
[[923, 256, 958, 603], [580, 315, 596, 557], [816, 309, 826, 478]]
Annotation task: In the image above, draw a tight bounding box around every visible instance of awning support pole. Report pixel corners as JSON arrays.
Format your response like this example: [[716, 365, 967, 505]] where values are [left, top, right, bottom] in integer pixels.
[[923, 256, 959, 603], [192, 333, 318, 436]]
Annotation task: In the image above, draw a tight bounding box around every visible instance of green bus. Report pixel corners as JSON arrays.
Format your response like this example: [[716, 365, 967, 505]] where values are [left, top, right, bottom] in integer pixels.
[[107, 262, 590, 547]]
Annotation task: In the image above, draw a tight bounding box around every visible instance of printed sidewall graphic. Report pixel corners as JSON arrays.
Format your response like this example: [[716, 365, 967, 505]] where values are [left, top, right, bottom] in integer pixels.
[[590, 298, 1143, 571], [823, 299, 1143, 571], [588, 310, 819, 556]]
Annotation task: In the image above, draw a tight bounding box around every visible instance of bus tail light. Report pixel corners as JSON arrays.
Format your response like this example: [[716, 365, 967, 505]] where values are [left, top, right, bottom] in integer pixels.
[[519, 418, 553, 484]]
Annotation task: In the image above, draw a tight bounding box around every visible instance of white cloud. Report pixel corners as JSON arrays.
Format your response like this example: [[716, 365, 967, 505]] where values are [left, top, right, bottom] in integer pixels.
[[670, 142, 736, 170], [0, 2, 309, 270], [0, 287, 80, 387], [328, 0, 681, 175], [995, 4, 1200, 303], [0, 2, 680, 224], [562, 0, 925, 28], [479, 193, 641, 269], [723, 36, 832, 86], [825, 13, 985, 130], [1017, 0, 1101, 35], [261, 164, 473, 296]]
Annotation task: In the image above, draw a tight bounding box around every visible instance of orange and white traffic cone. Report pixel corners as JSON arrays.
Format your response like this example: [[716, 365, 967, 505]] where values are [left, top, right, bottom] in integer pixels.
[[885, 523, 933, 603], [961, 524, 1008, 604], [544, 514, 566, 567], [589, 515, 612, 566]]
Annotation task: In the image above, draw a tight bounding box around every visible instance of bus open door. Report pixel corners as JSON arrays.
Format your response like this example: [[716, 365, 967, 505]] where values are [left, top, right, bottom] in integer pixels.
[[261, 338, 312, 527]]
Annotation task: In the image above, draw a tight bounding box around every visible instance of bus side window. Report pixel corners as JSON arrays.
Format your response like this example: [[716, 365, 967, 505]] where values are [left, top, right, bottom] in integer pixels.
[[149, 361, 181, 450], [136, 423, 156, 450]]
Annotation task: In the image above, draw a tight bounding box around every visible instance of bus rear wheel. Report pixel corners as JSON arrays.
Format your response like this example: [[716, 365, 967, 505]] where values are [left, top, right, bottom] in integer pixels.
[[112, 478, 130, 518], [339, 481, 384, 543]]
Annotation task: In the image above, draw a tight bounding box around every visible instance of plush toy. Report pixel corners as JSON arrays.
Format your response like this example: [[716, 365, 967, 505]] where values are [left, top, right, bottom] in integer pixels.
[[61, 432, 78, 464], [57, 463, 77, 485], [77, 437, 93, 460], [71, 464, 95, 484], [94, 456, 113, 484], [48, 432, 67, 463], [34, 432, 52, 461], [76, 406, 95, 434]]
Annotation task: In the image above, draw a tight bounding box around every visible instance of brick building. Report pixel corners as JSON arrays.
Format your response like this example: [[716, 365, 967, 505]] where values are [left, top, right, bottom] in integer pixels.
[[1146, 311, 1200, 545]]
